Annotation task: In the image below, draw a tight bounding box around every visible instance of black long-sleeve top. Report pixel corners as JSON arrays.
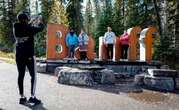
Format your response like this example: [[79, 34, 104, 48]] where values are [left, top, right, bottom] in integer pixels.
[[13, 23, 44, 58]]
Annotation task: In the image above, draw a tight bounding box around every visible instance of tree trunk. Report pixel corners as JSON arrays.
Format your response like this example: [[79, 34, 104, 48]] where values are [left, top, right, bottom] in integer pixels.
[[153, 0, 162, 36], [175, 2, 179, 56]]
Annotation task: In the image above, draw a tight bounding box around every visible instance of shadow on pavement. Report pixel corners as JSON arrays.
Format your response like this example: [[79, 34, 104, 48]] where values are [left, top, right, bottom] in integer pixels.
[[77, 83, 179, 95], [141, 86, 179, 94], [23, 103, 47, 110], [73, 83, 143, 95]]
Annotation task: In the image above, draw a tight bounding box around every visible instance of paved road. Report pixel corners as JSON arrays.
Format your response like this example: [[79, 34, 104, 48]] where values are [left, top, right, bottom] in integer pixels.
[[0, 61, 179, 110]]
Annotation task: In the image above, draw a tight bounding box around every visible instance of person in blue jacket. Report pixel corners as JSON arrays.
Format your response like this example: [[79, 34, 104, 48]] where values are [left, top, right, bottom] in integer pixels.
[[66, 28, 78, 58]]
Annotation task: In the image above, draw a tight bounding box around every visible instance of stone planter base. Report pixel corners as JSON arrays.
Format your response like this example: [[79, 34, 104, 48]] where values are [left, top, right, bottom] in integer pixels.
[[36, 63, 47, 73], [144, 75, 175, 91], [56, 66, 116, 86], [57, 67, 94, 86], [148, 69, 177, 77], [99, 69, 115, 84], [175, 78, 179, 90], [134, 74, 145, 85]]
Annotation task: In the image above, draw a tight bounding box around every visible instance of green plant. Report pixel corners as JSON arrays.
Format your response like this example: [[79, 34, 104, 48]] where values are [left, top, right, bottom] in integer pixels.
[[153, 34, 177, 67]]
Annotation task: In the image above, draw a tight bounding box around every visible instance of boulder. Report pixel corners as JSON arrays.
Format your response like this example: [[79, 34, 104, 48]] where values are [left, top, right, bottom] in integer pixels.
[[36, 63, 47, 73], [175, 78, 179, 90], [77, 65, 104, 71], [55, 66, 71, 76], [148, 69, 178, 77], [160, 65, 170, 69], [100, 69, 116, 84], [57, 67, 94, 86], [114, 72, 131, 79], [144, 75, 175, 91], [134, 74, 145, 85]]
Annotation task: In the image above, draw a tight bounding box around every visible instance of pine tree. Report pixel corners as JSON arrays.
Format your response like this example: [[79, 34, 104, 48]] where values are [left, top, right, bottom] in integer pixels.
[[125, 0, 140, 28], [112, 0, 124, 36], [0, 0, 18, 51], [66, 0, 83, 33], [94, 0, 113, 49], [84, 0, 93, 34], [34, 0, 52, 57], [15, 0, 30, 14], [103, 0, 113, 26], [49, 0, 68, 25]]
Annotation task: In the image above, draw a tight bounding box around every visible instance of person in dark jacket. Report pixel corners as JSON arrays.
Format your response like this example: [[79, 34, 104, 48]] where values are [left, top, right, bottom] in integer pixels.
[[13, 12, 44, 105]]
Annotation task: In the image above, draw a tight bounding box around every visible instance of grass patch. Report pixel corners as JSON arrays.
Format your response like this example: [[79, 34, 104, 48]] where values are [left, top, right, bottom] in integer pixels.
[[4, 59, 16, 64], [0, 51, 15, 64], [0, 51, 15, 59]]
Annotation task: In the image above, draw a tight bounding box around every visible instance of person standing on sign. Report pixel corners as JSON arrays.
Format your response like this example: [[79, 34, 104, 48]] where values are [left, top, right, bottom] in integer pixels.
[[66, 28, 78, 58], [78, 29, 89, 60], [104, 26, 116, 60], [13, 13, 44, 105], [120, 31, 129, 59]]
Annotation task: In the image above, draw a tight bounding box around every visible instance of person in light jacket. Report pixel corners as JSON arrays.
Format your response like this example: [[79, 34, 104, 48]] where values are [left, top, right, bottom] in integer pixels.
[[78, 29, 89, 60], [66, 28, 78, 58], [120, 31, 129, 59], [104, 26, 116, 60]]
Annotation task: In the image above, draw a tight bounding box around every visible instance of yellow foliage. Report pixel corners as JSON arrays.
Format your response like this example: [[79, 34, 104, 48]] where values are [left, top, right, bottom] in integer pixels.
[[49, 0, 69, 26]]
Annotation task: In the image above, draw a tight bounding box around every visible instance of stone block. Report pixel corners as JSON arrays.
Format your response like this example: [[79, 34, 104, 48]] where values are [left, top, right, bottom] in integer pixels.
[[148, 69, 178, 77], [160, 65, 170, 69], [57, 67, 94, 86], [36, 63, 47, 73], [55, 66, 71, 76], [100, 69, 116, 84], [144, 75, 175, 91], [134, 74, 145, 85], [175, 77, 179, 90]]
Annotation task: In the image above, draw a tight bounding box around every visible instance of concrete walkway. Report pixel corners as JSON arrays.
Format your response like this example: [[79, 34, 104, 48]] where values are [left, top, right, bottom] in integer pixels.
[[0, 61, 179, 110]]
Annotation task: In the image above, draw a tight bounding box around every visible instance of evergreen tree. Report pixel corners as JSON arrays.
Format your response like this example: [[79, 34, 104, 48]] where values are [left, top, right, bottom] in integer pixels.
[[0, 0, 18, 51], [0, 1, 11, 50], [94, 0, 113, 49], [35, 0, 69, 57], [84, 0, 93, 34], [153, 34, 176, 67], [66, 0, 83, 33], [112, 0, 124, 36], [49, 0, 68, 25], [40, 0, 53, 24], [15, 0, 30, 14], [103, 0, 113, 26], [34, 0, 53, 57], [92, 0, 101, 35], [125, 0, 140, 28]]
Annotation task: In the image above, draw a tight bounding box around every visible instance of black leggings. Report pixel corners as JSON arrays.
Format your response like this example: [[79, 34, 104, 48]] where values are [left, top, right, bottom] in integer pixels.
[[121, 44, 129, 59], [80, 51, 87, 60], [16, 56, 37, 96], [107, 44, 113, 60], [68, 45, 75, 58]]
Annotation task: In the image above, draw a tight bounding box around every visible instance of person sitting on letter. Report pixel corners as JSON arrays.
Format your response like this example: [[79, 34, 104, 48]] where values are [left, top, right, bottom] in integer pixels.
[[78, 29, 89, 60]]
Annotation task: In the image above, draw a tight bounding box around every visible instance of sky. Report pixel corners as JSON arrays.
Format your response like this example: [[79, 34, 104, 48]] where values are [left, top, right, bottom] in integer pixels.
[[30, 0, 41, 15]]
